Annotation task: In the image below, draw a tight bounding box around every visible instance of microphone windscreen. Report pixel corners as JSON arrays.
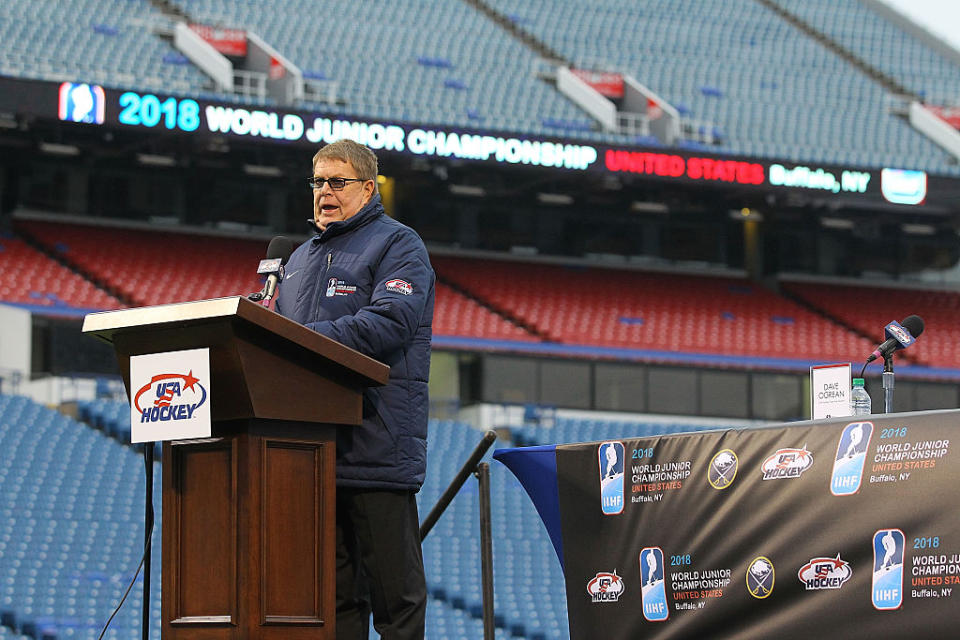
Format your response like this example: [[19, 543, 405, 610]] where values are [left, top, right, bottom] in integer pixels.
[[901, 315, 925, 338], [266, 236, 293, 264]]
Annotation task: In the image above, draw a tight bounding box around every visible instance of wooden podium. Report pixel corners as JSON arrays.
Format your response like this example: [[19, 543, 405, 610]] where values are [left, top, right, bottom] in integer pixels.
[[83, 296, 390, 640]]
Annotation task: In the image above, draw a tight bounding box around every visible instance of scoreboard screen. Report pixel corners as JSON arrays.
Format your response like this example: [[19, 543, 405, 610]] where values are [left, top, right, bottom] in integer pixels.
[[0, 74, 946, 208]]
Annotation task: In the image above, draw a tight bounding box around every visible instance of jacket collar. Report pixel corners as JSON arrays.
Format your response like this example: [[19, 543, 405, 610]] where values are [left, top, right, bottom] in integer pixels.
[[308, 194, 383, 240]]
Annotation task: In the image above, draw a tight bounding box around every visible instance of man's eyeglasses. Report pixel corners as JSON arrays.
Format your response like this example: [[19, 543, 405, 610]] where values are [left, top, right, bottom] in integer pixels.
[[307, 176, 367, 191]]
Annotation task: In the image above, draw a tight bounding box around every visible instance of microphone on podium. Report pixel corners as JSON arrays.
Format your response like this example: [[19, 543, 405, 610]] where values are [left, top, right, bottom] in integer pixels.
[[248, 236, 293, 305], [865, 315, 924, 364]]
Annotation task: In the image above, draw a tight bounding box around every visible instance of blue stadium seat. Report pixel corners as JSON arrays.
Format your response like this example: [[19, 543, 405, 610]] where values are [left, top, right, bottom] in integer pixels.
[[1, 394, 162, 639]]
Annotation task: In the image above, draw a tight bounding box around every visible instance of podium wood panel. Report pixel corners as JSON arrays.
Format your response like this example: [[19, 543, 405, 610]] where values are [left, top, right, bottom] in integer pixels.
[[162, 422, 337, 639], [262, 442, 324, 624]]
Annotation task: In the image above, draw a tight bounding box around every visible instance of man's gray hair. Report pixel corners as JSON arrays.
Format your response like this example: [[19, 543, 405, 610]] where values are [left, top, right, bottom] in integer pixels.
[[312, 139, 378, 182]]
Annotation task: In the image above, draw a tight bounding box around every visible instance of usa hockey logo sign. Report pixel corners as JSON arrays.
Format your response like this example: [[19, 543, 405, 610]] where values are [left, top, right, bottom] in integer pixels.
[[129, 348, 212, 443]]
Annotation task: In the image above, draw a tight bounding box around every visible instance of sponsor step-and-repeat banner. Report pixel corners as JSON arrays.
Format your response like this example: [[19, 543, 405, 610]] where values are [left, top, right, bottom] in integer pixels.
[[558, 410, 960, 639]]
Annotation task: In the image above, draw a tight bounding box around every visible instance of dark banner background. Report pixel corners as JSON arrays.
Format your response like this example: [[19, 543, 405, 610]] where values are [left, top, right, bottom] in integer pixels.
[[557, 410, 960, 639]]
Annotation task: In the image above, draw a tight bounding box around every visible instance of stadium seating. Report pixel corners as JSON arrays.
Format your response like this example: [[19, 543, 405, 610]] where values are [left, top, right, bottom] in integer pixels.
[[13, 219, 960, 371], [163, 0, 595, 137], [44, 401, 564, 639], [14, 219, 542, 342], [0, 394, 162, 639], [434, 282, 539, 342], [486, 0, 960, 174], [782, 279, 960, 369], [510, 416, 723, 448], [16, 219, 956, 370], [17, 221, 267, 307], [770, 0, 960, 106], [0, 0, 208, 96], [4, 0, 957, 175], [433, 256, 876, 363], [0, 234, 122, 311]]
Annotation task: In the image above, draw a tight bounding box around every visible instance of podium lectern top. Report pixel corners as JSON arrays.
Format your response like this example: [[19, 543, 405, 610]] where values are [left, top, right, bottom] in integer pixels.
[[84, 296, 388, 387], [83, 296, 389, 424]]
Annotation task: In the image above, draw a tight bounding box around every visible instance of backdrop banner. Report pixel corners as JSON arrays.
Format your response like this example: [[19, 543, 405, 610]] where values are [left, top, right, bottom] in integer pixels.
[[531, 410, 959, 639]]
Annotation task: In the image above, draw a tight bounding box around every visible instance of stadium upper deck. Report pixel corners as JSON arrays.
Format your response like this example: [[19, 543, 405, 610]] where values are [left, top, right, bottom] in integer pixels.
[[1, 0, 959, 176]]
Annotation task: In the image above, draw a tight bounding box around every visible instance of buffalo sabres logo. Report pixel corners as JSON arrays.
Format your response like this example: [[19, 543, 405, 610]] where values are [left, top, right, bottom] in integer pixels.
[[708, 449, 738, 490], [747, 557, 775, 599]]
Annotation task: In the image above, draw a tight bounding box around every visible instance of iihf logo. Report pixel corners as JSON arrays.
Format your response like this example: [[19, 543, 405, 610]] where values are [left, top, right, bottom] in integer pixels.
[[598, 441, 624, 515], [133, 371, 208, 423], [58, 82, 105, 124], [831, 422, 873, 496], [761, 445, 813, 480], [586, 570, 625, 603], [872, 529, 904, 610], [639, 548, 669, 621]]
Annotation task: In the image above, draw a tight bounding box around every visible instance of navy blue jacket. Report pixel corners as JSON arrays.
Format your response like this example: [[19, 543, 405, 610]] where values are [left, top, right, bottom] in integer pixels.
[[275, 195, 435, 491]]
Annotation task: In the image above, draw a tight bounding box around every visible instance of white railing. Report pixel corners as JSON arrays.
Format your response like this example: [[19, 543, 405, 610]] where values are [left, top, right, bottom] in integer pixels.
[[617, 111, 652, 137], [233, 70, 267, 101], [680, 118, 719, 145], [303, 78, 339, 105]]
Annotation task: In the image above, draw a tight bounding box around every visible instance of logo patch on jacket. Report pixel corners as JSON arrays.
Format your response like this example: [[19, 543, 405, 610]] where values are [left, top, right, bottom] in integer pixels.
[[326, 277, 357, 297], [385, 279, 413, 295]]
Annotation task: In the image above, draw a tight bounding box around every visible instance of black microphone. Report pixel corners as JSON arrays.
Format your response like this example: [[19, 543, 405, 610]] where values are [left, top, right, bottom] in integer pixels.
[[252, 236, 293, 305], [865, 315, 924, 363]]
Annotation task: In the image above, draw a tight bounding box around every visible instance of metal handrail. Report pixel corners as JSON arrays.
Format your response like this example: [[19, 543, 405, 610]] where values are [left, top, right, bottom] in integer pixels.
[[419, 430, 498, 640], [419, 430, 497, 540]]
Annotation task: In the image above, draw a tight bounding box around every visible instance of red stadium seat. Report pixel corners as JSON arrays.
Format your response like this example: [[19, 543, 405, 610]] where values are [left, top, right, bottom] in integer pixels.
[[19, 221, 268, 307], [433, 256, 878, 363], [783, 280, 960, 369], [434, 283, 538, 342], [0, 235, 123, 310]]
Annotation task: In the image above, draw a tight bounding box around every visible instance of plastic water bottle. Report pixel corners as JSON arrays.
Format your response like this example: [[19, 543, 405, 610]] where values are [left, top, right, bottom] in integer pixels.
[[851, 378, 871, 415]]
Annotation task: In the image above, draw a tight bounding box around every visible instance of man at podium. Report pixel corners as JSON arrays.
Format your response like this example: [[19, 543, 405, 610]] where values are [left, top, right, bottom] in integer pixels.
[[275, 140, 436, 639]]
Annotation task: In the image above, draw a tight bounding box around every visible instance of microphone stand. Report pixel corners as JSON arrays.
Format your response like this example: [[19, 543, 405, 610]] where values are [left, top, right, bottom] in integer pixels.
[[882, 354, 895, 414]]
